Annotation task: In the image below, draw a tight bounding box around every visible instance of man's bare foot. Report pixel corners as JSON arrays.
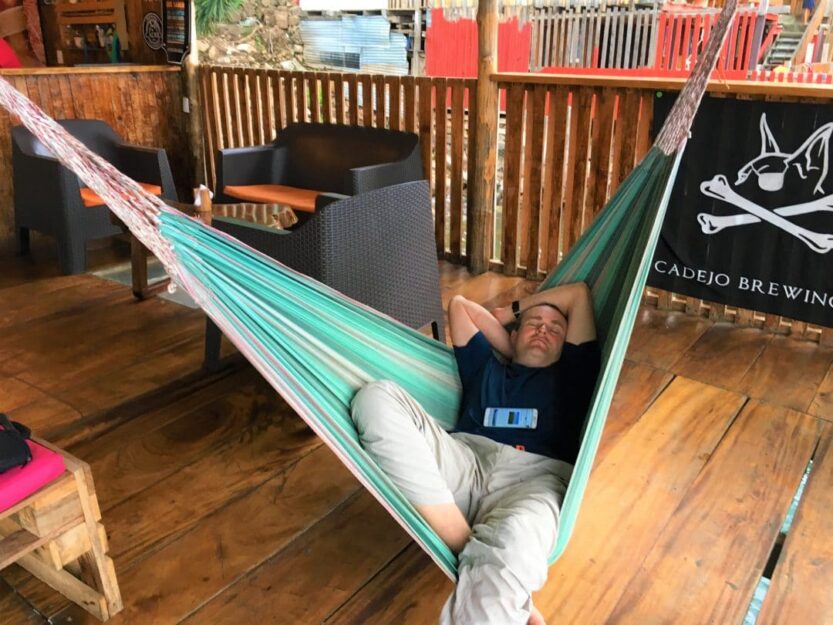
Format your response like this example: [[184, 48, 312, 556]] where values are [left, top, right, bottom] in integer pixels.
[[528, 605, 546, 625]]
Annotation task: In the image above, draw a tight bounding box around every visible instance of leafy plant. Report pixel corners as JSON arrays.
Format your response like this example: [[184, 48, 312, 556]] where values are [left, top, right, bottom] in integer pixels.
[[195, 0, 243, 35]]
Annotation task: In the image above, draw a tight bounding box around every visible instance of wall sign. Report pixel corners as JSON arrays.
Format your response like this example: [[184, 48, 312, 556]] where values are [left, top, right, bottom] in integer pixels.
[[143, 12, 163, 51], [649, 95, 833, 327], [162, 0, 189, 64]]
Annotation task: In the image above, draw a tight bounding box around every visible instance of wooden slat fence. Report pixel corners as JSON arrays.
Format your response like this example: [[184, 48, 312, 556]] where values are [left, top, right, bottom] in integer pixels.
[[532, 7, 762, 73], [654, 9, 759, 74], [199, 65, 477, 263], [199, 65, 833, 342], [531, 6, 660, 70], [493, 77, 653, 278]]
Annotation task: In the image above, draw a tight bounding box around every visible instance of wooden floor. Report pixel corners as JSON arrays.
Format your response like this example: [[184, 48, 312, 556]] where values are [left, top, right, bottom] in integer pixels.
[[1, 248, 832, 625]]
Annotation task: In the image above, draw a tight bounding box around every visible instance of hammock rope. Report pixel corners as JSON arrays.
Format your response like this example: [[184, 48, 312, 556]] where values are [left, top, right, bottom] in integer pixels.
[[0, 0, 736, 582]]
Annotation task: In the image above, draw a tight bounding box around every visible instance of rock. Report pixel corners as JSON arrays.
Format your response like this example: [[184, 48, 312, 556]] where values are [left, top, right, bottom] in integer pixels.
[[197, 40, 210, 53], [276, 12, 289, 29], [236, 43, 257, 54], [207, 45, 220, 60], [288, 13, 300, 26]]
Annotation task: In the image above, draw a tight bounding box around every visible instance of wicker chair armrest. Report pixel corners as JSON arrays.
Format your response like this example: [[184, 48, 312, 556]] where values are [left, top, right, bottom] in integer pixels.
[[347, 160, 411, 195], [314, 191, 349, 211], [215, 145, 289, 200], [116, 143, 178, 200]]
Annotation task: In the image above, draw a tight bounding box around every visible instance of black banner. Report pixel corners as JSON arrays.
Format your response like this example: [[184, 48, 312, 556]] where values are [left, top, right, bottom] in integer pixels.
[[648, 94, 833, 327]]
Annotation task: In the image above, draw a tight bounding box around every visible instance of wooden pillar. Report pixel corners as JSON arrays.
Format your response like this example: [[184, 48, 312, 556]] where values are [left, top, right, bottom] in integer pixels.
[[183, 0, 205, 192], [469, 0, 499, 275]]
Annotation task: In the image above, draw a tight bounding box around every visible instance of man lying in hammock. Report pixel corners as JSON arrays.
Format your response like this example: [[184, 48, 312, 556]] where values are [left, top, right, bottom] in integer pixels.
[[351, 282, 600, 625]]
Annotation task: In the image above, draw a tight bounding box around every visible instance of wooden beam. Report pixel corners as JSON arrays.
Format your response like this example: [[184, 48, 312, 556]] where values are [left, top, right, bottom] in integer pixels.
[[183, 0, 205, 187], [469, 0, 499, 275], [494, 71, 833, 99]]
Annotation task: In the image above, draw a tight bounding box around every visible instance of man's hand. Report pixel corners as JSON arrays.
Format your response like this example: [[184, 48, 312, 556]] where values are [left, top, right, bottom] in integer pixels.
[[528, 604, 547, 625], [491, 305, 515, 327]]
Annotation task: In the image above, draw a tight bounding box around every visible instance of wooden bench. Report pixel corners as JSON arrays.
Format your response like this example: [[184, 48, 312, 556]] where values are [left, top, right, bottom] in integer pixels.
[[0, 440, 122, 621]]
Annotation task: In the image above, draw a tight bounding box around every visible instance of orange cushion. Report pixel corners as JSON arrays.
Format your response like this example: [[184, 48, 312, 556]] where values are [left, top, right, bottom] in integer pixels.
[[223, 184, 320, 213], [80, 183, 162, 208]]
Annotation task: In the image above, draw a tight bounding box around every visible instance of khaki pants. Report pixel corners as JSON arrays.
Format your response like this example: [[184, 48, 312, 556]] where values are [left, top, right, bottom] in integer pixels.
[[351, 380, 572, 625]]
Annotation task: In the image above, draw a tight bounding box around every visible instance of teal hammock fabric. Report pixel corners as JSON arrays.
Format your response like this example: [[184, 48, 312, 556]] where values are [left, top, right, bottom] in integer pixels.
[[157, 145, 681, 579], [0, 0, 736, 585]]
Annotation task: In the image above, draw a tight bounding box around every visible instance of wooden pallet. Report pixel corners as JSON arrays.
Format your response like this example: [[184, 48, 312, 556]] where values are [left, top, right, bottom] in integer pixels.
[[0, 439, 122, 621]]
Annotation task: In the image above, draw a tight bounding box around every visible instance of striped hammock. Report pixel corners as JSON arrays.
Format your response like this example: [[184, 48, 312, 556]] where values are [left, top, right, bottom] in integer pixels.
[[0, 0, 736, 582]]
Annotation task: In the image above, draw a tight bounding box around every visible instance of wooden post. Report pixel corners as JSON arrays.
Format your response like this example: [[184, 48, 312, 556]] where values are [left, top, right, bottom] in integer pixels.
[[412, 7, 422, 76], [747, 0, 768, 75], [469, 0, 499, 275], [183, 0, 205, 189]]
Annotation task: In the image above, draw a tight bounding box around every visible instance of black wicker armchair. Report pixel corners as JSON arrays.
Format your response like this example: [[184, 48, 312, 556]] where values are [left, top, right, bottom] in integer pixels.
[[12, 120, 178, 274], [204, 181, 444, 370], [214, 122, 424, 211]]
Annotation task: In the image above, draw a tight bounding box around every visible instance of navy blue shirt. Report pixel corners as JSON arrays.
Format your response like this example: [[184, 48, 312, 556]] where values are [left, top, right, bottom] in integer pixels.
[[453, 332, 601, 463]]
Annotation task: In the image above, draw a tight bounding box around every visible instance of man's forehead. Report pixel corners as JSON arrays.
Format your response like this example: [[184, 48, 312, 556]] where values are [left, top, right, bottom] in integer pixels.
[[522, 304, 566, 324]]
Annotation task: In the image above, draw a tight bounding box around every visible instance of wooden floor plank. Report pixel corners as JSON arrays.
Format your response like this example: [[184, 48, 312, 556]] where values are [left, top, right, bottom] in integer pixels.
[[757, 425, 833, 625], [0, 239, 125, 290], [75, 370, 284, 512], [324, 544, 450, 625], [607, 401, 821, 625], [182, 491, 411, 625], [445, 271, 527, 308], [6, 388, 321, 614], [54, 332, 205, 420], [0, 277, 122, 330], [0, 581, 46, 625], [101, 402, 319, 567], [3, 305, 202, 396], [537, 377, 746, 624], [50, 446, 360, 625], [625, 308, 712, 370], [807, 364, 833, 423], [669, 322, 772, 390], [738, 336, 833, 412], [597, 360, 673, 458]]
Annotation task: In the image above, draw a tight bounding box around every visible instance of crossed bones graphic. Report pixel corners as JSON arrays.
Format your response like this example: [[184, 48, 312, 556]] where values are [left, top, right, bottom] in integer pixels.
[[697, 175, 833, 254]]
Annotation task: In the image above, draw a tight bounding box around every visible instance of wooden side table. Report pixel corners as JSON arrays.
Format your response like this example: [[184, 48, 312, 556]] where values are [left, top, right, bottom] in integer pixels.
[[114, 191, 298, 300], [0, 440, 122, 621]]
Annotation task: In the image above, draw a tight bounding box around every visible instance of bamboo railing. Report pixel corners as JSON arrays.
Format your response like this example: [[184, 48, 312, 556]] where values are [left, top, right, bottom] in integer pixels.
[[199, 66, 477, 263], [197, 65, 833, 342]]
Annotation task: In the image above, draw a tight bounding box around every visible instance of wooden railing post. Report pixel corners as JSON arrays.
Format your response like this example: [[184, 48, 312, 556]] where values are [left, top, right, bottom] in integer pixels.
[[470, 0, 499, 275], [791, 0, 828, 66]]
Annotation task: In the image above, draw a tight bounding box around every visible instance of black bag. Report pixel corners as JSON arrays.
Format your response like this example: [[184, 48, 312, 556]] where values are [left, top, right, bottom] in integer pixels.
[[0, 413, 32, 473]]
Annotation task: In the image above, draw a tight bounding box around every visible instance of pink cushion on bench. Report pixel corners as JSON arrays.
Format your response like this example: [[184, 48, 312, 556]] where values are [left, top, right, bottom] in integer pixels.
[[0, 440, 66, 513]]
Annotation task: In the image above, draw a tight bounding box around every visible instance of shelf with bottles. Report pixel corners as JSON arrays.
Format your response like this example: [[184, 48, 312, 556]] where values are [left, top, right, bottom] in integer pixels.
[[55, 0, 128, 61], [61, 24, 123, 63]]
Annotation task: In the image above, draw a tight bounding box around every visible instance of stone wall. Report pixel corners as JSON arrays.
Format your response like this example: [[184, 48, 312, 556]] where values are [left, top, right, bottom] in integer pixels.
[[197, 0, 307, 69]]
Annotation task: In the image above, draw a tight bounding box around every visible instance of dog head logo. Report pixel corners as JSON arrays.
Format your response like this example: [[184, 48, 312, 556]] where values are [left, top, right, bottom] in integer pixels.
[[697, 114, 833, 254]]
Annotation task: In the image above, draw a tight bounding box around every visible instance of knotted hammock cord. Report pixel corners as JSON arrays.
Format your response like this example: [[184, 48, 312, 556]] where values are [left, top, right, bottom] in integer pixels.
[[0, 0, 736, 582]]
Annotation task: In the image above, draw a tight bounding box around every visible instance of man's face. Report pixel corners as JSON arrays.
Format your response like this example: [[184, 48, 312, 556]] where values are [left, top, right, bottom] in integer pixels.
[[511, 305, 567, 367]]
